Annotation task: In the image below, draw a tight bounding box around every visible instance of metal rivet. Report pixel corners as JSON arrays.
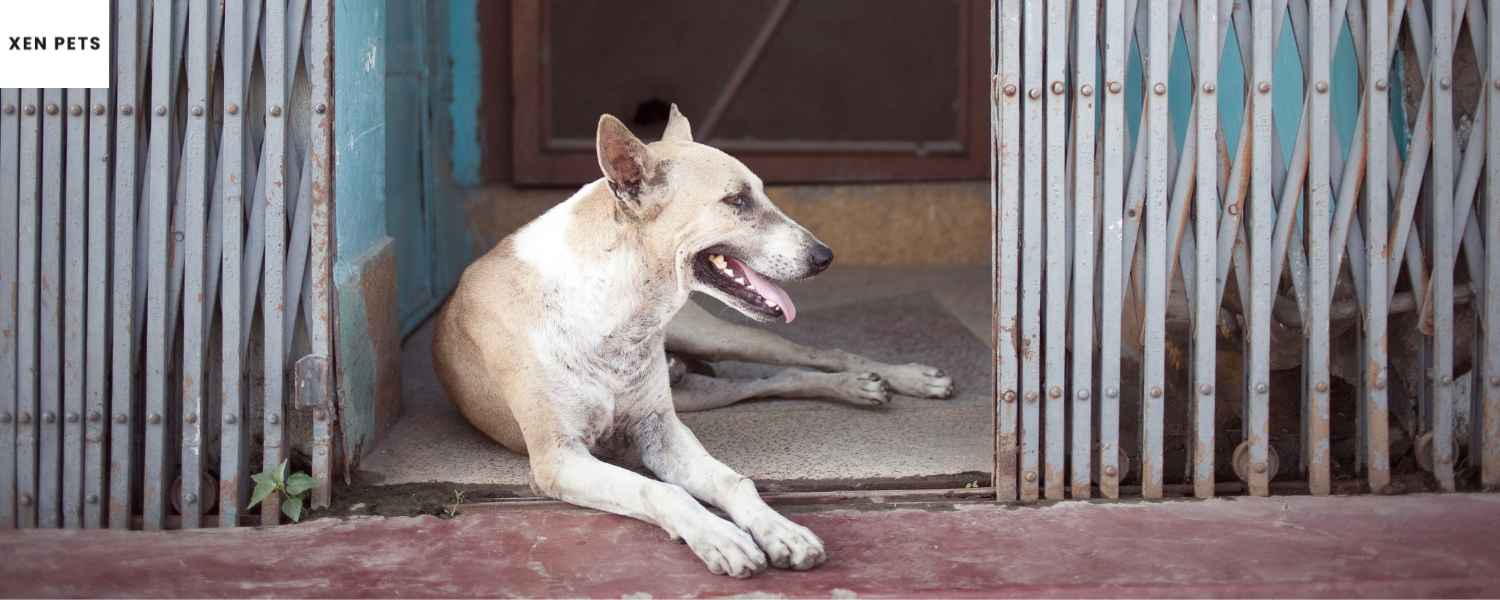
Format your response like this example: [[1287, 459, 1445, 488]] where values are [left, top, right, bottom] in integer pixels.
[[19, 494, 32, 506], [1374, 375, 1387, 390], [1080, 84, 1094, 97], [1024, 471, 1038, 482], [317, 447, 328, 456], [121, 104, 134, 116], [2, 104, 13, 115], [93, 104, 105, 115], [1440, 375, 1454, 385], [69, 104, 82, 116], [270, 105, 282, 117], [1153, 82, 1167, 95], [155, 105, 167, 116], [1103, 466, 1118, 477], [1494, 79, 1500, 91], [1108, 81, 1122, 94], [192, 105, 204, 117], [1227, 204, 1240, 216], [315, 103, 327, 114], [227, 103, 239, 115], [1257, 81, 1271, 94], [1199, 383, 1213, 395], [1003, 84, 1018, 97], [1150, 386, 1164, 398], [1028, 88, 1041, 100], [1315, 81, 1329, 93], [1490, 376, 1500, 387], [225, 414, 238, 425], [43, 412, 56, 424], [46, 103, 59, 115], [174, 231, 184, 242], [185, 493, 198, 505], [1315, 381, 1329, 393], [1105, 387, 1118, 398], [88, 410, 101, 422], [1049, 385, 1063, 399], [114, 413, 128, 424], [66, 412, 79, 423], [1077, 389, 1091, 401], [1202, 82, 1215, 94], [24, 105, 36, 116], [1440, 455, 1453, 465], [314, 409, 326, 421], [148, 413, 162, 425], [1253, 462, 1267, 474], [1126, 208, 1137, 219], [1025, 391, 1038, 403], [1375, 79, 1388, 91], [87, 494, 99, 505], [1003, 390, 1017, 403], [1256, 383, 1268, 394], [1051, 81, 1065, 95], [19, 412, 32, 424], [0, 412, 10, 424], [1440, 77, 1452, 90], [185, 413, 197, 424], [269, 414, 281, 424]]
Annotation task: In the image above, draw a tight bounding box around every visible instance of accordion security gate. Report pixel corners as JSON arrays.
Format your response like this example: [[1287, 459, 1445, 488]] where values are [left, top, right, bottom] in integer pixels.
[[991, 0, 1500, 500], [1, 0, 335, 530]]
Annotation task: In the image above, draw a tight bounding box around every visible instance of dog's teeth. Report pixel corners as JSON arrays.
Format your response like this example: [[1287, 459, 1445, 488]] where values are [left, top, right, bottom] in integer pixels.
[[735, 277, 747, 286]]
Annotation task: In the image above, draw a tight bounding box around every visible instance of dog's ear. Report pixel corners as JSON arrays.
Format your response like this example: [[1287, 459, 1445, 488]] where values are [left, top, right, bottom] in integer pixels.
[[662, 103, 693, 142], [596, 114, 655, 201]]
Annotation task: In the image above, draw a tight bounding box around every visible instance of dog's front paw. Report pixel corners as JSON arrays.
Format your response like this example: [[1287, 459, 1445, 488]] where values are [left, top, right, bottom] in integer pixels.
[[880, 363, 955, 399], [682, 517, 768, 578], [745, 514, 827, 570]]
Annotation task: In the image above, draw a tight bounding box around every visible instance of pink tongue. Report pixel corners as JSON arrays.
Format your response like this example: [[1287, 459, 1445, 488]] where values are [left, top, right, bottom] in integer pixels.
[[726, 256, 798, 323]]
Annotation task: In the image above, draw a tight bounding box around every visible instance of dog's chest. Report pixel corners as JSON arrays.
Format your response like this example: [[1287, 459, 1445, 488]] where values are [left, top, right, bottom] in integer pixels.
[[535, 318, 671, 451]]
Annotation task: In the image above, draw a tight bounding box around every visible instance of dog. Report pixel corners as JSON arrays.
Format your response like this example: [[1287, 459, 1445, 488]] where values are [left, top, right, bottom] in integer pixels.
[[435, 106, 848, 577]]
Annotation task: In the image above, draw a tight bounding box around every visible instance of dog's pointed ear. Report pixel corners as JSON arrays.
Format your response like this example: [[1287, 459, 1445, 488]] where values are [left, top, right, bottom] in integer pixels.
[[596, 114, 654, 197], [661, 103, 693, 142]]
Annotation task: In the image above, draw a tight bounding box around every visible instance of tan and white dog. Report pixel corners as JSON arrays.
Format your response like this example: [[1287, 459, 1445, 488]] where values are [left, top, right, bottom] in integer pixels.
[[434, 107, 846, 577]]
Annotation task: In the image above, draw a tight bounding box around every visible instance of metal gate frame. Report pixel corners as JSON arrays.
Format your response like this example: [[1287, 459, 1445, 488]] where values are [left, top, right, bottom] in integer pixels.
[[991, 0, 1500, 500]]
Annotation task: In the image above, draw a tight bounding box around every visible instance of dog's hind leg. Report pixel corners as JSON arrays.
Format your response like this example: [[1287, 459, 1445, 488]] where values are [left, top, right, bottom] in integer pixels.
[[636, 412, 827, 570], [667, 300, 955, 399], [671, 370, 890, 412]]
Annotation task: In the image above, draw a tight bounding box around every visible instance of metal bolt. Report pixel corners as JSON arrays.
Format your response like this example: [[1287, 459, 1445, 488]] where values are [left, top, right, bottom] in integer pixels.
[[2, 104, 12, 114], [1153, 82, 1167, 96], [1150, 386, 1163, 398], [1080, 84, 1094, 97], [1202, 82, 1215, 94], [43, 412, 56, 424], [66, 412, 79, 423], [1003, 390, 1017, 403], [1256, 383, 1268, 394], [1315, 81, 1328, 93], [192, 105, 204, 117], [46, 103, 59, 115], [269, 414, 281, 424], [185, 413, 197, 425], [1440, 455, 1453, 465], [225, 414, 238, 425], [1049, 385, 1063, 399], [1024, 471, 1038, 482], [314, 409, 326, 421], [69, 104, 82, 116], [1440, 77, 1452, 90], [1103, 465, 1118, 477], [155, 105, 167, 116], [315, 103, 327, 114], [19, 494, 32, 506], [0, 412, 10, 423], [1258, 81, 1271, 94], [1105, 387, 1118, 398], [270, 105, 283, 117], [1108, 81, 1122, 94], [1077, 389, 1091, 401], [1025, 391, 1038, 403], [1374, 374, 1387, 390], [316, 446, 328, 456], [24, 105, 36, 116], [93, 104, 105, 115], [1199, 383, 1213, 395], [148, 413, 162, 425], [1495, 79, 1500, 91], [121, 104, 134, 116], [19, 412, 31, 424], [87, 494, 99, 505], [1051, 81, 1065, 95], [227, 102, 240, 115], [114, 413, 128, 424], [1028, 88, 1041, 100], [1003, 84, 1017, 97], [1228, 204, 1240, 216], [1374, 79, 1388, 91], [185, 492, 198, 505], [1315, 381, 1329, 393], [1490, 376, 1500, 387], [1253, 462, 1267, 474]]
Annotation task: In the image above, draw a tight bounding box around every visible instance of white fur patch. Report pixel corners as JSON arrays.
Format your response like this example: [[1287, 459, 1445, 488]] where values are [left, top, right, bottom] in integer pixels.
[[513, 180, 603, 278]]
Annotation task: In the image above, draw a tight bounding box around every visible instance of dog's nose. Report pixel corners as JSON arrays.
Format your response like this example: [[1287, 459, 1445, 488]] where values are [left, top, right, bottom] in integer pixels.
[[808, 244, 834, 274]]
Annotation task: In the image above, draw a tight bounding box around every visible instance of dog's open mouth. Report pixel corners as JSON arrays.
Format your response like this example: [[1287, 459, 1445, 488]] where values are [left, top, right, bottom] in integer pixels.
[[694, 249, 798, 322]]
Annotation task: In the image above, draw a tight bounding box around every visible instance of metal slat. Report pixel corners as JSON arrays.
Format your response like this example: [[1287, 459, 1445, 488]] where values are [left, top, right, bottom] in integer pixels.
[[1, 89, 19, 529], [220, 0, 247, 529], [1487, 0, 1500, 488], [1430, 0, 1457, 492], [84, 88, 110, 528], [1019, 0, 1044, 502], [1141, 0, 1170, 499], [994, 0, 1021, 503], [143, 0, 174, 530], [1042, 0, 1067, 501], [1070, 0, 1098, 500], [1242, 0, 1274, 498], [111, 0, 143, 530], [180, 0, 210, 529], [1097, 0, 1128, 500], [39, 88, 65, 528], [263, 0, 289, 525], [16, 89, 41, 529], [1363, 0, 1392, 493], [1305, 0, 1333, 496], [1190, 0, 1218, 499], [62, 89, 88, 528], [307, 0, 336, 509]]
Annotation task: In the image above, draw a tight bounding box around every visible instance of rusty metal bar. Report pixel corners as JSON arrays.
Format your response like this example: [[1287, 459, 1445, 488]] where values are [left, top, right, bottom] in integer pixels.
[[63, 88, 88, 529], [1190, 0, 1218, 500], [263, 0, 289, 525], [180, 0, 209, 528], [1242, 0, 1273, 499], [220, 0, 247, 528], [84, 87, 110, 528], [1430, 0, 1457, 492], [1487, 0, 1500, 488], [307, 0, 336, 509], [111, 0, 144, 530], [994, 0, 1021, 503], [1, 89, 19, 529], [1019, 0, 1043, 502], [143, 0, 174, 530], [39, 88, 65, 528], [1140, 0, 1170, 499], [1042, 0, 1068, 501], [1069, 0, 1098, 501], [1363, 0, 1392, 494], [1304, 0, 1333, 496]]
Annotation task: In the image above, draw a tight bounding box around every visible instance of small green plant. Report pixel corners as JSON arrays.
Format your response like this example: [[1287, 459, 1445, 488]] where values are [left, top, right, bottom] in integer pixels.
[[248, 459, 318, 523], [442, 489, 467, 519]]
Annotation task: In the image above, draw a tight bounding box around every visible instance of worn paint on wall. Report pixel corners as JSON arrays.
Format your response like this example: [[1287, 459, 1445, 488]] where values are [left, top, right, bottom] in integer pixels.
[[447, 0, 482, 187]]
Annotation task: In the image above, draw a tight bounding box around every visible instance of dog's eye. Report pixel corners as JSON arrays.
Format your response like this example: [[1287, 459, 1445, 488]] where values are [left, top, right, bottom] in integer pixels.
[[721, 194, 748, 208]]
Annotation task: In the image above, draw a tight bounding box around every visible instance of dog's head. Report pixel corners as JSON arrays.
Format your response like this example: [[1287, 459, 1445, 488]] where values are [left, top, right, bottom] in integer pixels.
[[594, 105, 832, 323]]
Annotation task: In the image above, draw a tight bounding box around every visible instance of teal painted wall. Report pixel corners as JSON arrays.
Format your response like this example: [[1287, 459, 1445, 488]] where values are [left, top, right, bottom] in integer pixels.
[[447, 0, 483, 187], [334, 0, 387, 281]]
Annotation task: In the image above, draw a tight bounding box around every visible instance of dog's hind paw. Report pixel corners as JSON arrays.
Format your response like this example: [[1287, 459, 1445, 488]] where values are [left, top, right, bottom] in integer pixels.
[[879, 363, 956, 399]]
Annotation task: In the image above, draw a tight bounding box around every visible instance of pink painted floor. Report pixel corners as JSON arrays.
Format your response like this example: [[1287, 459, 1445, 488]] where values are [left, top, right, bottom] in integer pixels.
[[3, 493, 1499, 598]]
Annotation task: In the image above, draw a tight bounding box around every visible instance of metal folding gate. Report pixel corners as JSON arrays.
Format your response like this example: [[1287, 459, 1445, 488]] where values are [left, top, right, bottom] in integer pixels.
[[1, 0, 336, 530], [992, 0, 1500, 499]]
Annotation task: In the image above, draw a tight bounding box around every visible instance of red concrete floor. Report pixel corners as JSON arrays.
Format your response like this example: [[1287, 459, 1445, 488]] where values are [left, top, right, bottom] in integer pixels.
[[3, 493, 1499, 598]]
